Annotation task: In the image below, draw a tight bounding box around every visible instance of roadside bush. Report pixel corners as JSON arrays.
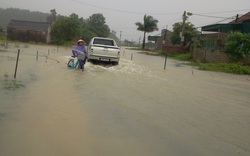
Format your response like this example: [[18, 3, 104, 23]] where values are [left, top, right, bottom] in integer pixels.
[[224, 32, 250, 61]]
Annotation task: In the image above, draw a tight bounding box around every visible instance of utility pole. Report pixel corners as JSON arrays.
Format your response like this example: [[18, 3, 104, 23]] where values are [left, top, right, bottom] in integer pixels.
[[164, 25, 168, 44], [180, 11, 187, 45], [162, 28, 167, 50], [235, 14, 239, 23], [138, 36, 141, 48], [120, 31, 122, 46]]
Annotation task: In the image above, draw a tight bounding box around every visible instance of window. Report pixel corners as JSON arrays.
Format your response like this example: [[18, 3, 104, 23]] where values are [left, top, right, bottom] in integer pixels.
[[93, 39, 114, 46]]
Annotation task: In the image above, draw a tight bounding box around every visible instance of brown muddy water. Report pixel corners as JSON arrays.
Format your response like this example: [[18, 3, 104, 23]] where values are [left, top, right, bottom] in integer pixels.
[[0, 43, 250, 156]]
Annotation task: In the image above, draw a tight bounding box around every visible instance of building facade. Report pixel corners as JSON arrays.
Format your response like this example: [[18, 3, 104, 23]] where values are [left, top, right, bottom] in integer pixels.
[[7, 20, 51, 43]]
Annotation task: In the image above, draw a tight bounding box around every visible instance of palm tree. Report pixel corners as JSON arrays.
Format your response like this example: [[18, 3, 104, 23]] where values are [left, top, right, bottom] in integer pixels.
[[135, 15, 159, 49]]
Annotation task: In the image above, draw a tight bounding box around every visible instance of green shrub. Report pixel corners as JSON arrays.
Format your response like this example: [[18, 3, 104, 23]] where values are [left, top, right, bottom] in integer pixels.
[[224, 32, 250, 61], [193, 40, 201, 48]]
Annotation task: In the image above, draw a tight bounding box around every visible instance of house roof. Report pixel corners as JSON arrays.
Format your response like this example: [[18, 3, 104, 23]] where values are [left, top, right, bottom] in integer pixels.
[[7, 20, 50, 31], [230, 11, 250, 23], [201, 23, 241, 32], [201, 11, 250, 33]]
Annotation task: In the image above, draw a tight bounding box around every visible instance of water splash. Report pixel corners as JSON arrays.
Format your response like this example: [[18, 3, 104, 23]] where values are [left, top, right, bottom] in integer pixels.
[[62, 56, 167, 81]]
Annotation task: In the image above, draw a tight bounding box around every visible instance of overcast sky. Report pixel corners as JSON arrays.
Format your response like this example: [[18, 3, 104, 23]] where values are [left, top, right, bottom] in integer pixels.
[[1, 0, 250, 41]]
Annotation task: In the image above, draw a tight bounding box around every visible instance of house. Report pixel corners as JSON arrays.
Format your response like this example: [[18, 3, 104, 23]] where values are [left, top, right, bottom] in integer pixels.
[[202, 11, 250, 33], [148, 29, 173, 51], [200, 11, 250, 50], [7, 20, 51, 43], [193, 11, 250, 64]]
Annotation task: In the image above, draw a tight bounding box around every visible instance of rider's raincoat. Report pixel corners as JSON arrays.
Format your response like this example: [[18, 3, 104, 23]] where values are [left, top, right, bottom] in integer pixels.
[[72, 45, 87, 69]]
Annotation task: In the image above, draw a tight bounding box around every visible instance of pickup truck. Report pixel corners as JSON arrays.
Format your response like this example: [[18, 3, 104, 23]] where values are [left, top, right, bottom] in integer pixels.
[[87, 37, 120, 65]]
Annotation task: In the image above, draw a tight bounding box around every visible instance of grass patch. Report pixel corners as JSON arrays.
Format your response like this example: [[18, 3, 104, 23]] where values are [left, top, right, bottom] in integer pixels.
[[157, 51, 250, 75], [128, 47, 152, 51], [0, 36, 6, 40], [138, 49, 250, 75], [188, 62, 250, 75], [156, 50, 166, 55], [1, 73, 25, 90], [157, 51, 193, 61], [170, 53, 192, 61], [155, 51, 193, 61]]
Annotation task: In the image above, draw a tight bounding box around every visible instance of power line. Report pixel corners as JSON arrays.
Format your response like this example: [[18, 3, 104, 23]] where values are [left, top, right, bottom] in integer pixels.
[[69, 0, 182, 15], [187, 10, 248, 28], [70, 0, 144, 14], [70, 0, 250, 16], [190, 13, 235, 19], [196, 9, 250, 15]]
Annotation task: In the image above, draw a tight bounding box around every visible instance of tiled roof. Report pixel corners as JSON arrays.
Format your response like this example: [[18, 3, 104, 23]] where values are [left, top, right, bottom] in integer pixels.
[[7, 20, 50, 31]]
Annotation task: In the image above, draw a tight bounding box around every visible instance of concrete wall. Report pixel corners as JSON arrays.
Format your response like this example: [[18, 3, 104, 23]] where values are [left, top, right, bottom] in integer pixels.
[[193, 48, 230, 63], [193, 48, 250, 65]]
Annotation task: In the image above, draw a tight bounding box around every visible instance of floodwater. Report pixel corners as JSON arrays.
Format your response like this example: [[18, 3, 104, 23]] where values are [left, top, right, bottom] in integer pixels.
[[0, 44, 250, 156]]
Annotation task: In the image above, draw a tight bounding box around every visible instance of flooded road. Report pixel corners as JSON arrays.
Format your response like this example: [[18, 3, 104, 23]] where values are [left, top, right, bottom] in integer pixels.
[[0, 44, 250, 156]]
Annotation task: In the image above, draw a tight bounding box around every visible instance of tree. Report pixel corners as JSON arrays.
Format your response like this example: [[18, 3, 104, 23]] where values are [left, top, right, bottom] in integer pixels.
[[50, 12, 112, 44], [171, 22, 198, 45], [46, 9, 57, 24], [135, 15, 158, 49], [50, 13, 81, 44], [86, 13, 110, 38]]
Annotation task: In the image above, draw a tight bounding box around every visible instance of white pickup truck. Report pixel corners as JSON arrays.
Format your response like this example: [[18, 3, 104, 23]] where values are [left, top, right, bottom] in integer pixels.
[[87, 37, 120, 65]]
